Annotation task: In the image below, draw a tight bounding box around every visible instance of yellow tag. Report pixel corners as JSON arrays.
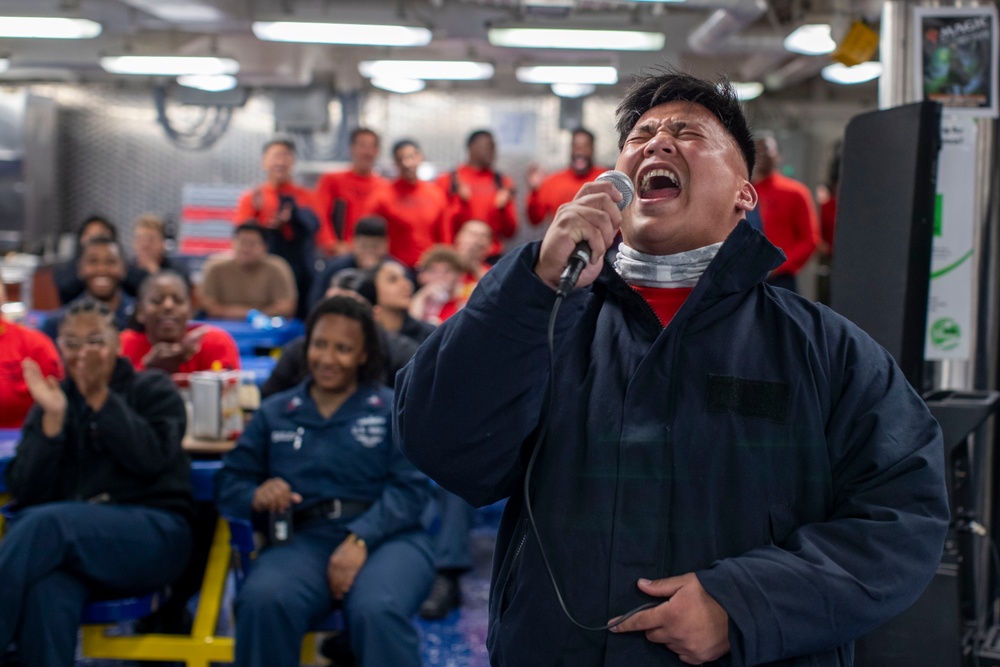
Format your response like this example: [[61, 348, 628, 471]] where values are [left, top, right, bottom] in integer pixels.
[[832, 21, 879, 67]]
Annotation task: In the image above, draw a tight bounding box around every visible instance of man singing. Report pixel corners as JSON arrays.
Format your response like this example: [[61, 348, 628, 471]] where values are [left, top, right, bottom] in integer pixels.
[[394, 69, 948, 666]]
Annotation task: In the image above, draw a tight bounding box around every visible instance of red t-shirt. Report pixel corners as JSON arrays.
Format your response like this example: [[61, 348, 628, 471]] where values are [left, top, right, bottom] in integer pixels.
[[753, 173, 820, 277], [0, 319, 64, 428], [435, 165, 518, 255], [362, 179, 450, 268], [314, 170, 389, 250], [527, 166, 605, 226], [120, 324, 241, 373], [631, 286, 695, 328]]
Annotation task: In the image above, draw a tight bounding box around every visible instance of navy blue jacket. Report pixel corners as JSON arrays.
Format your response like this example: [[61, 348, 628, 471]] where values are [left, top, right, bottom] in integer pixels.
[[216, 381, 430, 552], [395, 222, 949, 667]]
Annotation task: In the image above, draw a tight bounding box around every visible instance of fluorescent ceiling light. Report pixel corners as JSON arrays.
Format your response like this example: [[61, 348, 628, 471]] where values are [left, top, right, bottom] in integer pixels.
[[371, 77, 426, 94], [784, 24, 836, 55], [516, 66, 617, 85], [489, 27, 665, 51], [732, 81, 764, 100], [359, 60, 493, 81], [551, 83, 595, 98], [119, 0, 224, 22], [0, 17, 101, 39], [101, 56, 240, 76], [822, 61, 882, 85], [177, 74, 238, 91], [253, 21, 432, 47]]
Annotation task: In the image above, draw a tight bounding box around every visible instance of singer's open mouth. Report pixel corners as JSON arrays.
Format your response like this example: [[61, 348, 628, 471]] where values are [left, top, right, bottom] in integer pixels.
[[639, 168, 680, 200]]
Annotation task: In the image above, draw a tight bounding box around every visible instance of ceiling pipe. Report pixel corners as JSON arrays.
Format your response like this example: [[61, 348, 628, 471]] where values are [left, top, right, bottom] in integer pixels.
[[687, 0, 769, 55]]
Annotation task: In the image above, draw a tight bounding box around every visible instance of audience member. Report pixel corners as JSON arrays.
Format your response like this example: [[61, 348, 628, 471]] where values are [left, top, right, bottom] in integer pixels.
[[262, 269, 418, 397], [121, 271, 240, 374], [526, 127, 605, 227], [0, 277, 64, 428], [308, 215, 395, 309], [436, 129, 517, 256], [410, 246, 467, 325], [235, 138, 320, 318], [314, 128, 389, 256], [752, 132, 820, 293], [0, 299, 193, 666], [372, 260, 435, 345], [53, 215, 146, 305], [199, 223, 297, 321], [216, 295, 434, 667], [44, 237, 136, 340], [453, 219, 493, 299], [130, 213, 189, 284], [362, 139, 449, 269]]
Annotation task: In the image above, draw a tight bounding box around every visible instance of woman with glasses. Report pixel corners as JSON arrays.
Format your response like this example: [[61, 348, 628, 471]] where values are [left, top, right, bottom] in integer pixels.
[[0, 299, 193, 667]]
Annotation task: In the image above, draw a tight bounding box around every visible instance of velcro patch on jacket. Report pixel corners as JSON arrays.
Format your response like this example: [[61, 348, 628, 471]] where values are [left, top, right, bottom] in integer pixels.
[[705, 374, 789, 423]]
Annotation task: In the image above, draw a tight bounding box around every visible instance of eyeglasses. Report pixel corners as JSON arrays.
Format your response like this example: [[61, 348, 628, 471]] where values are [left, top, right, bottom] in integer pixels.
[[58, 336, 111, 352]]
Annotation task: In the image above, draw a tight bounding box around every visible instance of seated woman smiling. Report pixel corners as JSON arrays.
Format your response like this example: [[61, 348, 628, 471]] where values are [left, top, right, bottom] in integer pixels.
[[121, 271, 240, 374]]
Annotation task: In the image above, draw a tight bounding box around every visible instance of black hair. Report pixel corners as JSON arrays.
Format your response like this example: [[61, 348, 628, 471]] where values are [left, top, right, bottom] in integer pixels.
[[350, 127, 379, 145], [330, 267, 378, 306], [466, 129, 493, 147], [137, 269, 190, 302], [353, 216, 388, 238], [59, 297, 115, 332], [75, 215, 117, 245], [570, 127, 595, 145], [615, 66, 756, 178], [263, 138, 296, 154], [392, 139, 419, 158], [234, 221, 267, 241], [304, 295, 384, 386]]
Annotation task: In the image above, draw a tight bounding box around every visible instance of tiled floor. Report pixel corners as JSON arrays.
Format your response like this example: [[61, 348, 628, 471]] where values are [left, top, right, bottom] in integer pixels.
[[76, 516, 499, 667]]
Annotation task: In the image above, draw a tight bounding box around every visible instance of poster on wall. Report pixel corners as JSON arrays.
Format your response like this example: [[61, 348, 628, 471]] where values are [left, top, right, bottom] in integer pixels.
[[913, 5, 999, 118]]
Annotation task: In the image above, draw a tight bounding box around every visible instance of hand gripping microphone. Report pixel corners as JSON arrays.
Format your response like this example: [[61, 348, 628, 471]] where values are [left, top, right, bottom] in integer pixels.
[[555, 170, 635, 298]]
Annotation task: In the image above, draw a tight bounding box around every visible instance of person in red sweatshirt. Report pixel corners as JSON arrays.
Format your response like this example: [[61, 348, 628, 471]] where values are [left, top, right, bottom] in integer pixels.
[[526, 127, 606, 228], [435, 130, 517, 257], [314, 128, 390, 257], [0, 277, 64, 428], [235, 138, 320, 318], [362, 140, 450, 269], [751, 132, 819, 293]]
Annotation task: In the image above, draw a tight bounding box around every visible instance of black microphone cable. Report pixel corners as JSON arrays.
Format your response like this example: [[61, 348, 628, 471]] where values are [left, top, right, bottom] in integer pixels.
[[519, 290, 659, 632]]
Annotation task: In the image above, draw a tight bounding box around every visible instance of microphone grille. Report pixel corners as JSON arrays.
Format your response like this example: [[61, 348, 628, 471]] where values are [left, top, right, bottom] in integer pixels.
[[596, 170, 634, 210]]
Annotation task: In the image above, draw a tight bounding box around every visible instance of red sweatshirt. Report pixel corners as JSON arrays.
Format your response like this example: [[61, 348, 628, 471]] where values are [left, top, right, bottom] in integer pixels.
[[314, 170, 389, 251], [527, 166, 606, 226], [120, 324, 241, 374], [0, 319, 64, 428], [753, 172, 819, 277], [435, 164, 517, 255], [362, 179, 450, 268], [234, 181, 319, 232]]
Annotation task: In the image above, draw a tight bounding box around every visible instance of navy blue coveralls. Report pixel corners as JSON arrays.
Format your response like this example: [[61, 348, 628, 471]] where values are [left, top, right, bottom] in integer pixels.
[[216, 380, 434, 667], [1, 358, 193, 667], [395, 221, 950, 667]]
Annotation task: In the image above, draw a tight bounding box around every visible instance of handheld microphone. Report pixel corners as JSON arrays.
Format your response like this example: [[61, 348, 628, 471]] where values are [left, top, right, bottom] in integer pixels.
[[555, 170, 635, 298]]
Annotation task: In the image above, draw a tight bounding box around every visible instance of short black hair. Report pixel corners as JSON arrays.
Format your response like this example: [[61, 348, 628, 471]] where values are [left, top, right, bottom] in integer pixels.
[[615, 67, 755, 178], [351, 127, 379, 145], [138, 269, 190, 302], [304, 295, 384, 386], [330, 267, 378, 306], [392, 139, 419, 158], [234, 221, 267, 241], [354, 216, 388, 238], [263, 138, 296, 154], [76, 215, 117, 245], [466, 129, 493, 147], [571, 127, 595, 144], [59, 297, 115, 332]]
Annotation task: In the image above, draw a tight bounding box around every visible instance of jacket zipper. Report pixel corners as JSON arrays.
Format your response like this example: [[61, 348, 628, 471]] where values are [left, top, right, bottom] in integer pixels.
[[499, 516, 528, 615]]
